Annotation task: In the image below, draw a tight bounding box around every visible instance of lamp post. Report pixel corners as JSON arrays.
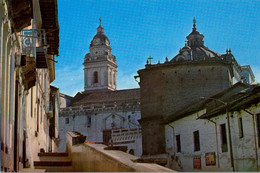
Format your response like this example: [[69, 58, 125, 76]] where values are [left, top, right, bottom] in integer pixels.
[[200, 97, 235, 172]]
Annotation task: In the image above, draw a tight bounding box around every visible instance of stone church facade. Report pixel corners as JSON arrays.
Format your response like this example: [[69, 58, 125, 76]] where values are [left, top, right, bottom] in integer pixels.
[[137, 19, 255, 157], [58, 21, 142, 157]]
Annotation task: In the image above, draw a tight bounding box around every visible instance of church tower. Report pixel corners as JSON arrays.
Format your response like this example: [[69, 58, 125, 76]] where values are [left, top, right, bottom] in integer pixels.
[[83, 18, 117, 91]]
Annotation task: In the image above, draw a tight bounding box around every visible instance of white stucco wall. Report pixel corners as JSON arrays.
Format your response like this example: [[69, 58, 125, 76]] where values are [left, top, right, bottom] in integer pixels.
[[1, 0, 59, 171], [59, 94, 72, 108], [25, 69, 52, 167], [58, 108, 141, 157], [165, 103, 260, 172], [111, 128, 142, 157]]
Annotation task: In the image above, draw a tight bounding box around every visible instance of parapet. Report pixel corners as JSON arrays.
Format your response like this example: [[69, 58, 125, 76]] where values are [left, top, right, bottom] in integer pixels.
[[66, 132, 174, 172]]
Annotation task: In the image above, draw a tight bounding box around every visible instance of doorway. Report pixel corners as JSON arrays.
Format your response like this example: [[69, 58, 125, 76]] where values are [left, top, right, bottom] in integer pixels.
[[102, 130, 112, 144]]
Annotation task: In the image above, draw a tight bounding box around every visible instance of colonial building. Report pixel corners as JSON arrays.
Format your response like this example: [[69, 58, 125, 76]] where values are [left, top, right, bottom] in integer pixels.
[[59, 93, 72, 109], [165, 82, 260, 171], [137, 18, 256, 171], [83, 19, 117, 92], [1, 0, 60, 171], [58, 21, 142, 157]]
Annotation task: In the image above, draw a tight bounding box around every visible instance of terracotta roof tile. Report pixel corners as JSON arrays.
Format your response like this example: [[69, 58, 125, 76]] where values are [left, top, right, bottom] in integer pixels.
[[72, 88, 140, 106]]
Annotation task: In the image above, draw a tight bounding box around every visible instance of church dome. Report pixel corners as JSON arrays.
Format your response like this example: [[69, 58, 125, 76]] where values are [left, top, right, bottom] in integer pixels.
[[179, 44, 191, 53], [84, 18, 116, 64], [90, 25, 110, 47], [171, 18, 221, 62]]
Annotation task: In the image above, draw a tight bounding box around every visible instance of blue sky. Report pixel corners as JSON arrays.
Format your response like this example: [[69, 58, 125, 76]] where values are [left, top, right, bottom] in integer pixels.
[[52, 0, 260, 96]]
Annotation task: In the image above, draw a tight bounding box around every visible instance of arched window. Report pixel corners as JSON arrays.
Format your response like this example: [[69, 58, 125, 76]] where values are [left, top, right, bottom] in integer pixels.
[[109, 71, 112, 85], [94, 71, 98, 83], [113, 73, 116, 85]]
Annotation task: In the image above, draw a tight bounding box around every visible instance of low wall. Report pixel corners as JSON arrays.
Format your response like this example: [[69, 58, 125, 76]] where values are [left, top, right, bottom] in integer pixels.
[[66, 132, 174, 172]]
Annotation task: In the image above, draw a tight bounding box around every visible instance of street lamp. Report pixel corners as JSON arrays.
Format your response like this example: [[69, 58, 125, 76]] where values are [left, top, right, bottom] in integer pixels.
[[200, 97, 235, 172]]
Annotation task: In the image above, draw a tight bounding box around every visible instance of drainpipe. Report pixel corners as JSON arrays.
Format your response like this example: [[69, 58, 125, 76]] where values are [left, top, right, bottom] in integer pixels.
[[243, 109, 259, 172], [167, 124, 175, 148], [0, 4, 8, 149], [226, 108, 235, 172], [4, 31, 12, 154], [167, 124, 175, 147], [167, 124, 175, 168], [200, 97, 235, 171], [0, 1, 3, 170], [206, 119, 220, 168]]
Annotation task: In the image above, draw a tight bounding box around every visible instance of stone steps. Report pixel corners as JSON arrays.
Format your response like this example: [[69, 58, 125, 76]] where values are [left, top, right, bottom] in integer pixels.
[[34, 166, 73, 172], [37, 152, 70, 161], [34, 161, 72, 167], [38, 152, 68, 157], [33, 152, 73, 172], [21, 168, 46, 172]]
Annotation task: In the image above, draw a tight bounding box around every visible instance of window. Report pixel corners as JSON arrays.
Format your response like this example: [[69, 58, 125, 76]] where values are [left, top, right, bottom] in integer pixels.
[[37, 98, 39, 132], [40, 104, 42, 123], [110, 71, 112, 85], [87, 116, 91, 127], [193, 130, 200, 151], [65, 118, 69, 124], [94, 71, 98, 83], [238, 117, 244, 138], [220, 124, 228, 152], [113, 73, 116, 85], [31, 88, 33, 117], [256, 114, 260, 147], [176, 135, 181, 152]]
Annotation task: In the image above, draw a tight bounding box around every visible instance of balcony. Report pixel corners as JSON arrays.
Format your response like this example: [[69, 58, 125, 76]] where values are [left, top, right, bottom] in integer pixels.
[[20, 29, 49, 68], [39, 0, 60, 56], [7, 0, 33, 32], [21, 56, 36, 90]]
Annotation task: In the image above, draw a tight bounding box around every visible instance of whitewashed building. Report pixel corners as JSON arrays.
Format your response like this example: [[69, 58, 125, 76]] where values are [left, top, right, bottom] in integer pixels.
[[165, 82, 260, 171], [59, 91, 142, 156], [58, 21, 142, 157], [1, 0, 60, 171], [136, 18, 258, 172], [59, 93, 72, 109]]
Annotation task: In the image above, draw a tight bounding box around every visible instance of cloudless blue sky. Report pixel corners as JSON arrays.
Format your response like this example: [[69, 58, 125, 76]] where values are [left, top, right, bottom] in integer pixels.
[[52, 0, 260, 96]]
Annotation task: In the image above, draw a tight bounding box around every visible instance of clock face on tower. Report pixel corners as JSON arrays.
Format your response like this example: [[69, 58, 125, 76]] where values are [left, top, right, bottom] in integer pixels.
[[93, 38, 100, 45]]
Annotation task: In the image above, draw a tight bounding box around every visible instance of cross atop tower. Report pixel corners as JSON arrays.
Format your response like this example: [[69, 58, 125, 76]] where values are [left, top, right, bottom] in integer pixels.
[[187, 17, 204, 47], [147, 56, 153, 64], [193, 17, 196, 29], [99, 17, 102, 25], [84, 22, 117, 92]]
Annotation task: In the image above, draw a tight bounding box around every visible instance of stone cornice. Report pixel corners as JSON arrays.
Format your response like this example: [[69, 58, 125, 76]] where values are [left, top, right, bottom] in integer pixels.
[[139, 59, 232, 75], [60, 103, 140, 116]]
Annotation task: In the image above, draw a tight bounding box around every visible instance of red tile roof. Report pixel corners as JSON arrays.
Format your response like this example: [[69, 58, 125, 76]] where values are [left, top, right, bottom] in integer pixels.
[[72, 88, 140, 106]]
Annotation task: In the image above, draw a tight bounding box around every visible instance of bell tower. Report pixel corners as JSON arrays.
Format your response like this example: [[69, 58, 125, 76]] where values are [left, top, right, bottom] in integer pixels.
[[83, 18, 117, 91]]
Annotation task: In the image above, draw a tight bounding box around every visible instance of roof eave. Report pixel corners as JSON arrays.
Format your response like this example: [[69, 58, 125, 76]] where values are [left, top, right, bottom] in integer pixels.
[[39, 0, 60, 55]]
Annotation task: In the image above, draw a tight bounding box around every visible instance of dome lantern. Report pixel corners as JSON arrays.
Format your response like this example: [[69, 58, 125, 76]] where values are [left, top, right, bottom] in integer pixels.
[[186, 17, 204, 48], [90, 18, 111, 48]]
